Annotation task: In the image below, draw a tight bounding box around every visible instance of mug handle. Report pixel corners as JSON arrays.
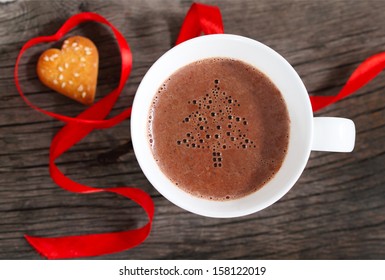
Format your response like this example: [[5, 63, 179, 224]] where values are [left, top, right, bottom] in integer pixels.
[[312, 117, 356, 152]]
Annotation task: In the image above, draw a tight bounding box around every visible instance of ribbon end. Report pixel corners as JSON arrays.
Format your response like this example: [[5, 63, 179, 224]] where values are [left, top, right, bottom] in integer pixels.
[[24, 234, 52, 259]]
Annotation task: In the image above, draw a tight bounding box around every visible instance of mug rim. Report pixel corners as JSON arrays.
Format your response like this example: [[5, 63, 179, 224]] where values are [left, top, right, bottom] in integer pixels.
[[131, 34, 313, 218]]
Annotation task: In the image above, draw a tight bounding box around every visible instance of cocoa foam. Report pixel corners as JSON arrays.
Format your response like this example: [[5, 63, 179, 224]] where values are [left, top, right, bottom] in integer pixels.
[[148, 58, 290, 200]]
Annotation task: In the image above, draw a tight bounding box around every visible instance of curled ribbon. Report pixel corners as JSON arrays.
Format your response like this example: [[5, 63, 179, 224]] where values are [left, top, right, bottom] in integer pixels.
[[15, 12, 154, 259], [14, 2, 385, 259], [310, 52, 385, 111]]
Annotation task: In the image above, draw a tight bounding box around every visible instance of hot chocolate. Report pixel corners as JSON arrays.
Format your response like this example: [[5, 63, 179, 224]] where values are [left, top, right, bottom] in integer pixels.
[[147, 58, 290, 200]]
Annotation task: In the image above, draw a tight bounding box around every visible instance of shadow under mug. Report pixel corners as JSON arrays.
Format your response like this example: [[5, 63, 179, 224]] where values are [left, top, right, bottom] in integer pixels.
[[131, 34, 355, 218]]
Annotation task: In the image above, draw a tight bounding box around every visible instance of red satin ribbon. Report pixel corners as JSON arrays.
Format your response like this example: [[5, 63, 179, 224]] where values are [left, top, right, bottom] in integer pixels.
[[15, 12, 153, 259], [14, 2, 385, 259], [310, 52, 385, 111], [176, 2, 224, 44]]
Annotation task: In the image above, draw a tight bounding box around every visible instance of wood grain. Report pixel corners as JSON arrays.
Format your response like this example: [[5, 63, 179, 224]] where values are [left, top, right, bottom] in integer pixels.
[[0, 0, 384, 259]]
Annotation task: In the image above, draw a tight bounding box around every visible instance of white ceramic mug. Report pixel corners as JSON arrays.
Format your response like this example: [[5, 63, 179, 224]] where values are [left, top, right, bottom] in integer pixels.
[[131, 34, 355, 218]]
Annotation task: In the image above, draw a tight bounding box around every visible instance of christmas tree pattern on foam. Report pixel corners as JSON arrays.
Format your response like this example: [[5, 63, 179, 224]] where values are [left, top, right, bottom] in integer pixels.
[[176, 80, 257, 167]]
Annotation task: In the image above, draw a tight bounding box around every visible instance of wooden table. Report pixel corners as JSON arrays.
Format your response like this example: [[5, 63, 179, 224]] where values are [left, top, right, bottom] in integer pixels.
[[1, 0, 384, 259]]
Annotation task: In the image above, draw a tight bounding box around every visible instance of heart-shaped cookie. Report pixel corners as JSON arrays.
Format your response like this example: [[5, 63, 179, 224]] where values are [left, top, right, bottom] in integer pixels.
[[37, 36, 98, 105]]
